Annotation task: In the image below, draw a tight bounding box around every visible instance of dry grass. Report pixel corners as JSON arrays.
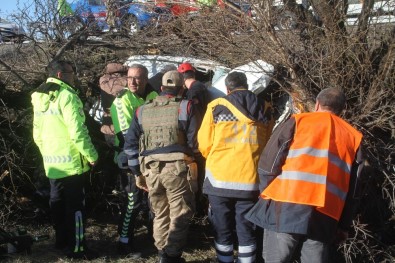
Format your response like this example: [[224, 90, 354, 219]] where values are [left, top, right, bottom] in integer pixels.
[[0, 217, 216, 262]]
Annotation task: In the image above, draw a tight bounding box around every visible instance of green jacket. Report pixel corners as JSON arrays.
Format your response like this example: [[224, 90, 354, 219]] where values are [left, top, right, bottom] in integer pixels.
[[31, 77, 98, 179], [110, 88, 158, 137]]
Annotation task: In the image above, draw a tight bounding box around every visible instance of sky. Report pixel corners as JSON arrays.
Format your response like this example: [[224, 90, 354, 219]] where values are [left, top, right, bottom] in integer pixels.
[[0, 0, 32, 18]]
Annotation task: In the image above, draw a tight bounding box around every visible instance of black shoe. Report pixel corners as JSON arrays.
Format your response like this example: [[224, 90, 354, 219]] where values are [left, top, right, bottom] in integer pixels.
[[160, 257, 185, 263], [158, 252, 185, 263], [66, 248, 99, 260], [117, 242, 142, 259]]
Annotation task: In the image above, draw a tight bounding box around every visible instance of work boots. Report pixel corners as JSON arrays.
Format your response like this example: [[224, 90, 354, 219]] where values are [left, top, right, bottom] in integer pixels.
[[117, 241, 142, 259], [158, 251, 186, 263]]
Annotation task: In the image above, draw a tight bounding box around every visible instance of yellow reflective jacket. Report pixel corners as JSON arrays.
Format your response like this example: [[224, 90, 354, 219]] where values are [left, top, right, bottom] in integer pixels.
[[110, 88, 158, 142], [198, 97, 271, 197], [31, 78, 98, 179]]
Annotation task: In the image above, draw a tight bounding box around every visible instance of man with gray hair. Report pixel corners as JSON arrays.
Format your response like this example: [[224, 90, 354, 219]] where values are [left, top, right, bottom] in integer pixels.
[[113, 63, 158, 257], [246, 88, 364, 263]]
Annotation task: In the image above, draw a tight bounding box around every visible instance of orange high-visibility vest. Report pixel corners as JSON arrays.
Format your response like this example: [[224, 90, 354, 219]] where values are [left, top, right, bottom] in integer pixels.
[[261, 112, 362, 220]]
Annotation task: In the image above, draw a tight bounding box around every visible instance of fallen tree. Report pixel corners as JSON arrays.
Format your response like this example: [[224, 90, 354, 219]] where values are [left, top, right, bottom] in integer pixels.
[[0, 0, 394, 261]]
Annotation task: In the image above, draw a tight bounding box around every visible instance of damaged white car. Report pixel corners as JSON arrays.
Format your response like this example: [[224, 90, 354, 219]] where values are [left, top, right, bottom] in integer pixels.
[[89, 55, 294, 128]]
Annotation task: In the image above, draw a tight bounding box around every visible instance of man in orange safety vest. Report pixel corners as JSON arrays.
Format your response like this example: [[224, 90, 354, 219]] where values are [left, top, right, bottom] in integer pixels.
[[246, 87, 364, 263]]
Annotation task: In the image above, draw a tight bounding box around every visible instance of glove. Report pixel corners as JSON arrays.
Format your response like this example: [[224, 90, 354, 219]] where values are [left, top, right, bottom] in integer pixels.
[[135, 175, 148, 192]]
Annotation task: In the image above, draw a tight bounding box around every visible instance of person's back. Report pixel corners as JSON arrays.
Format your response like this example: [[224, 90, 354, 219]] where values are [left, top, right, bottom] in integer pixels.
[[124, 70, 199, 263], [178, 62, 211, 217], [198, 71, 272, 263], [186, 80, 208, 117], [246, 87, 364, 263], [178, 62, 209, 120], [198, 74, 272, 199]]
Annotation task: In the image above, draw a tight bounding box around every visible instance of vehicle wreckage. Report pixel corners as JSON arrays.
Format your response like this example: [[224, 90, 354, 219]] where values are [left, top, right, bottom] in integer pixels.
[[89, 55, 296, 128]]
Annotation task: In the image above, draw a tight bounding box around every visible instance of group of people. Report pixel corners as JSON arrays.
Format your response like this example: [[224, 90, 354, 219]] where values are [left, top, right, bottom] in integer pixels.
[[31, 59, 364, 263]]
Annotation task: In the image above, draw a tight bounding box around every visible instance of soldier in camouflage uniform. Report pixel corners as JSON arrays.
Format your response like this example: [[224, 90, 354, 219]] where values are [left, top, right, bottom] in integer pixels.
[[124, 70, 200, 263]]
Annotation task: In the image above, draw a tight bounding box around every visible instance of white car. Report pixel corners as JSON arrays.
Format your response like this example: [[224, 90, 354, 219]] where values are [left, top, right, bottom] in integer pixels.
[[90, 55, 293, 128], [347, 0, 395, 25], [0, 18, 26, 43]]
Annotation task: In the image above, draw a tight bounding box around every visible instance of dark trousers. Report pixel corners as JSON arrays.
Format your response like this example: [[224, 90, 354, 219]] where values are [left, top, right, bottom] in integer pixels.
[[195, 154, 208, 216], [49, 173, 86, 254], [262, 229, 329, 263], [208, 195, 257, 263], [118, 169, 150, 245]]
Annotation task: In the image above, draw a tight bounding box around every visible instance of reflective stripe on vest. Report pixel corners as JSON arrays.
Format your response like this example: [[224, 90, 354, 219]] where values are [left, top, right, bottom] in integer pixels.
[[33, 109, 61, 116], [114, 97, 129, 133], [261, 112, 362, 220], [203, 98, 267, 191], [206, 168, 259, 191], [43, 155, 72, 163]]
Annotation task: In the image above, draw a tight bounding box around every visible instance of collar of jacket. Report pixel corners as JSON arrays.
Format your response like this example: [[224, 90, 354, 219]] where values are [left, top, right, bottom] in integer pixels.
[[228, 88, 248, 94], [46, 77, 77, 94], [159, 92, 177, 97]]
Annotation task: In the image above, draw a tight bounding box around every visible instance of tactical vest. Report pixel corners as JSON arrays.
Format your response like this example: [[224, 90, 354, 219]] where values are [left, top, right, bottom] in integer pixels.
[[138, 96, 187, 151]]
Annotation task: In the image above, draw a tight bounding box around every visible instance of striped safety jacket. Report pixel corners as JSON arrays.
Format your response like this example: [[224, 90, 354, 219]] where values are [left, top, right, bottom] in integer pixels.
[[31, 77, 98, 179], [198, 89, 272, 199], [261, 112, 363, 220], [110, 87, 158, 140]]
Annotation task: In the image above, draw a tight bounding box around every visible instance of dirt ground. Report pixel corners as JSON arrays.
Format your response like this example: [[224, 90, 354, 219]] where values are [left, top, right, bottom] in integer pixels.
[[0, 215, 217, 262]]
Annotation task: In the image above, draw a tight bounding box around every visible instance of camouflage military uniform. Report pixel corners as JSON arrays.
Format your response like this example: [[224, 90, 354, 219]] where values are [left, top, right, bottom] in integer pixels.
[[124, 90, 201, 262], [141, 153, 195, 256]]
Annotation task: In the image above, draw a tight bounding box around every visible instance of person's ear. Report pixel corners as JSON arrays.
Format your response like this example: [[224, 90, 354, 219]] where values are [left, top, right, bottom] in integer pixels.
[[57, 71, 62, 79], [160, 86, 164, 92], [315, 100, 320, 112]]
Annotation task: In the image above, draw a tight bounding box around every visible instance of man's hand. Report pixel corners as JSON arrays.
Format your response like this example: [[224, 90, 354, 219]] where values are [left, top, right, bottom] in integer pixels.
[[100, 124, 115, 135], [90, 161, 97, 167], [135, 175, 148, 192]]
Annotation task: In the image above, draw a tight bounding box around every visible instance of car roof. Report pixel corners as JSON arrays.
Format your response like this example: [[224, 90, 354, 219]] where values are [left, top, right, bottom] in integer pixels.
[[124, 55, 274, 97]]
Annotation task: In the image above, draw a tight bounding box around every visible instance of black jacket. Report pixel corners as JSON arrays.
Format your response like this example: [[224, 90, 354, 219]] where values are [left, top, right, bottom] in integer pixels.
[[185, 80, 208, 121]]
